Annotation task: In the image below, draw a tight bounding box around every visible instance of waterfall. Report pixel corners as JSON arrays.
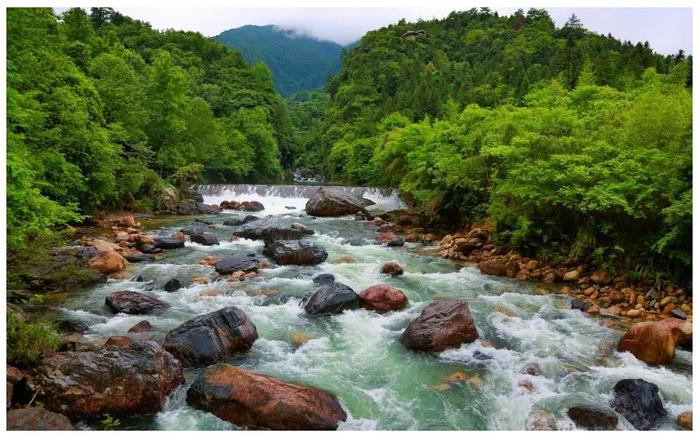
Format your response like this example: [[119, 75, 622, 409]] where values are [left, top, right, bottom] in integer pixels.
[[195, 184, 406, 215]]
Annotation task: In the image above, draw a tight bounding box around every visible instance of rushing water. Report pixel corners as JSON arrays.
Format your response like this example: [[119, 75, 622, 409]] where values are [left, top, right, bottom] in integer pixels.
[[61, 185, 691, 430]]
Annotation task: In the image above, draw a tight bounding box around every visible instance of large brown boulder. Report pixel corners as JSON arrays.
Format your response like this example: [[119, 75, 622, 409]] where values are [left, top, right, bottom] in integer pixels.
[[7, 407, 76, 430], [163, 307, 258, 367], [88, 250, 127, 274], [186, 363, 347, 430], [358, 285, 408, 313], [32, 341, 183, 419], [617, 318, 692, 365], [105, 291, 169, 315], [400, 299, 479, 352], [305, 187, 374, 217], [477, 258, 508, 276], [380, 262, 404, 276]]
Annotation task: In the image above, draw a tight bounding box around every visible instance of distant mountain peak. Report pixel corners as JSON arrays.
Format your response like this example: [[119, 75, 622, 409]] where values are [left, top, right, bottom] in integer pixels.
[[214, 24, 344, 95]]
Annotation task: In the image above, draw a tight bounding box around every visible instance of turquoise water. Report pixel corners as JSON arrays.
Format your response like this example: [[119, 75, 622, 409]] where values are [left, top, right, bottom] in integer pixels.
[[62, 190, 692, 430]]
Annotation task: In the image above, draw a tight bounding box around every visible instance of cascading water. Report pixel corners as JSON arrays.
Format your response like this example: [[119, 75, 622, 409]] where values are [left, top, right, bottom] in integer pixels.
[[60, 185, 691, 430], [195, 184, 407, 215]]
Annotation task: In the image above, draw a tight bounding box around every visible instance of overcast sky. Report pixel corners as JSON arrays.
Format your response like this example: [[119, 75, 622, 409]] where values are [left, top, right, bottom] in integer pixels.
[[71, 7, 691, 55]]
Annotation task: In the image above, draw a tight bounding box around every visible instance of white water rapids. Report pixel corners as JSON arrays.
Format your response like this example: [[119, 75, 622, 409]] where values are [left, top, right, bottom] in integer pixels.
[[59, 185, 691, 430]]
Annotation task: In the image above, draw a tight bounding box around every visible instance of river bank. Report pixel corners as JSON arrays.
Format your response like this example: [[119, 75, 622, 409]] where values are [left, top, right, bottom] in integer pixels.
[[6, 185, 693, 431]]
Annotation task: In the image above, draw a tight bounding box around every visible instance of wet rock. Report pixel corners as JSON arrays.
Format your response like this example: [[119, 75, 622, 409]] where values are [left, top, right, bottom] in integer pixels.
[[312, 274, 335, 285], [164, 278, 183, 292], [611, 379, 667, 430], [344, 237, 367, 246], [190, 232, 219, 246], [154, 237, 185, 249], [358, 285, 408, 313], [105, 291, 169, 314], [138, 243, 162, 254], [33, 341, 183, 419], [223, 215, 258, 226], [567, 406, 618, 430], [305, 187, 374, 217], [56, 319, 89, 334], [128, 320, 153, 333], [670, 309, 687, 320], [677, 411, 692, 430], [7, 407, 76, 430], [124, 253, 155, 263], [571, 298, 593, 312], [387, 237, 405, 247], [477, 258, 508, 276], [186, 363, 347, 430], [617, 318, 692, 365], [163, 306, 258, 367], [239, 200, 265, 211], [400, 299, 479, 353], [105, 336, 133, 347], [88, 250, 127, 274], [180, 224, 209, 236], [380, 262, 404, 276], [233, 218, 304, 244], [214, 255, 260, 275], [291, 222, 314, 235], [194, 218, 213, 225], [303, 283, 360, 315], [7, 366, 30, 408], [263, 240, 328, 265], [522, 363, 542, 376]]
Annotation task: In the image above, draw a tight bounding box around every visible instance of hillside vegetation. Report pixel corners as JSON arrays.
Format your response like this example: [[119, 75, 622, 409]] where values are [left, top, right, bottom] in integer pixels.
[[7, 7, 297, 251], [299, 8, 692, 281], [215, 25, 344, 96]]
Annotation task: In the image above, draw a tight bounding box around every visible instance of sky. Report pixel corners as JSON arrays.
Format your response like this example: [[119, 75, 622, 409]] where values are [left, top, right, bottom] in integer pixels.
[[63, 7, 692, 55]]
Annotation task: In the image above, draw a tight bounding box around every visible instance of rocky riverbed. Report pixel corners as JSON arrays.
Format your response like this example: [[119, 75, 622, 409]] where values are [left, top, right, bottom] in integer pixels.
[[6, 185, 693, 431]]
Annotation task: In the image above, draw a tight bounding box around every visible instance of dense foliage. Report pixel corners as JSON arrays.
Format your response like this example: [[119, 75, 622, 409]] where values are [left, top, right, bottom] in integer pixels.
[[215, 25, 345, 96], [310, 8, 692, 280], [7, 8, 295, 251]]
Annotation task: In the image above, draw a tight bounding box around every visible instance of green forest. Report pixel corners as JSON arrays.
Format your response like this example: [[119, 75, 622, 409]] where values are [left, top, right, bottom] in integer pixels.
[[6, 7, 692, 282]]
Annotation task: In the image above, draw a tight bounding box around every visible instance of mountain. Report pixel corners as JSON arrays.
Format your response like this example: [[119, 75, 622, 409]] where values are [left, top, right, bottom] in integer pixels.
[[214, 25, 344, 96]]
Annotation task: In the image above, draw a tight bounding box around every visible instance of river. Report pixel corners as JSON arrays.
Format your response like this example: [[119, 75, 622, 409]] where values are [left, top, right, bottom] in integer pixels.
[[57, 184, 692, 430]]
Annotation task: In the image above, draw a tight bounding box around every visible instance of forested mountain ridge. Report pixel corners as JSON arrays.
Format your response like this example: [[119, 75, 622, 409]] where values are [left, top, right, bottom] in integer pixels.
[[7, 7, 297, 251], [296, 8, 691, 280], [214, 25, 344, 96]]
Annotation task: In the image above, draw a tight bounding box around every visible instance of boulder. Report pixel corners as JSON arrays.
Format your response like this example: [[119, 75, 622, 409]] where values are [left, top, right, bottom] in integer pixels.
[[239, 200, 265, 212], [380, 262, 404, 276], [7, 407, 75, 430], [303, 283, 360, 315], [214, 256, 259, 275], [312, 274, 335, 285], [154, 237, 185, 250], [56, 319, 89, 334], [128, 320, 153, 333], [186, 363, 346, 430], [358, 285, 408, 313], [180, 224, 209, 236], [33, 341, 183, 419], [590, 269, 611, 285], [263, 240, 328, 265], [477, 258, 508, 277], [163, 306, 258, 367], [387, 237, 405, 247], [611, 379, 667, 430], [232, 218, 304, 245], [190, 232, 219, 246], [617, 318, 692, 365], [223, 215, 258, 226], [164, 278, 183, 292], [124, 253, 155, 263], [291, 222, 314, 235], [88, 250, 127, 274], [677, 411, 692, 430], [105, 336, 133, 347], [105, 291, 169, 315], [400, 299, 479, 352], [567, 406, 618, 430], [571, 298, 593, 312], [305, 187, 374, 217]]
